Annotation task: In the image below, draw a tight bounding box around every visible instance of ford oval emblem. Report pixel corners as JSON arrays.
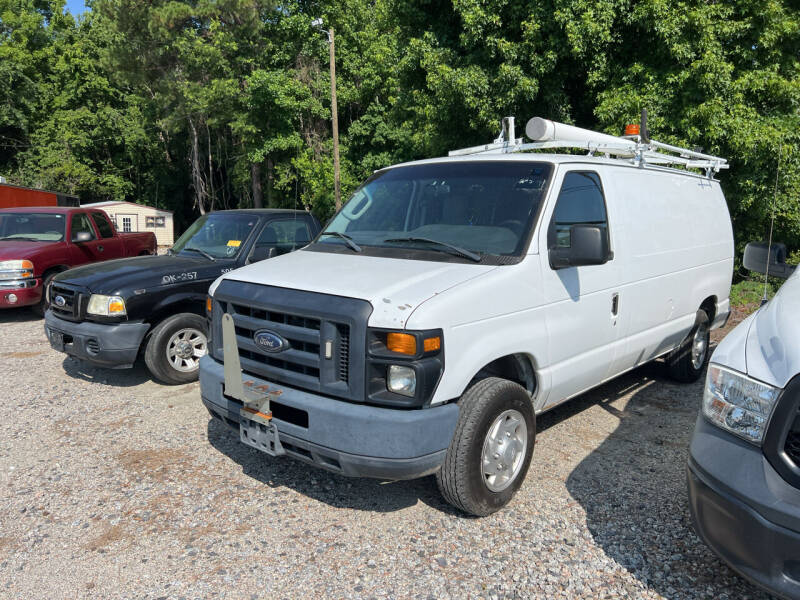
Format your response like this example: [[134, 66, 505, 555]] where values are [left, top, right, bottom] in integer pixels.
[[253, 330, 288, 353], [54, 295, 66, 307]]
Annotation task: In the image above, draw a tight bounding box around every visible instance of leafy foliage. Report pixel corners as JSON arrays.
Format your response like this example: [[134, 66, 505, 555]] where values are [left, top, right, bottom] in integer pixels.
[[0, 0, 797, 250]]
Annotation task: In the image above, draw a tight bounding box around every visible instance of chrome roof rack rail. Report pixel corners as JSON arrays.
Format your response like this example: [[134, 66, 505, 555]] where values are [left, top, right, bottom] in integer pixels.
[[449, 116, 728, 178]]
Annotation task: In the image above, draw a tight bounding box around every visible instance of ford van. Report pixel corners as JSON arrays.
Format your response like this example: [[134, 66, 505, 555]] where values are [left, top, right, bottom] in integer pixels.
[[200, 118, 734, 515]]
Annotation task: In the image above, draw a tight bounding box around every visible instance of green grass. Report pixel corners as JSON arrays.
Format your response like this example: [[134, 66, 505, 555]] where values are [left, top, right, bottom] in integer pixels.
[[730, 279, 776, 308]]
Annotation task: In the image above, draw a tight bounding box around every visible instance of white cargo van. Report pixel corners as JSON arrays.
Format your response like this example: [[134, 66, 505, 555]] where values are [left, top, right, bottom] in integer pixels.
[[200, 117, 734, 515]]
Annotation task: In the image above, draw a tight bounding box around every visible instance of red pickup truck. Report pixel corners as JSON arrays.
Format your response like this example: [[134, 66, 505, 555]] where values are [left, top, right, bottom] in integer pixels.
[[0, 206, 156, 314]]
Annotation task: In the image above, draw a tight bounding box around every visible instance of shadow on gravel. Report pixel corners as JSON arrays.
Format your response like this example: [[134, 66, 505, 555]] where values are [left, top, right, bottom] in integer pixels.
[[205, 417, 459, 514], [61, 356, 154, 387], [563, 360, 772, 600], [0, 307, 40, 324]]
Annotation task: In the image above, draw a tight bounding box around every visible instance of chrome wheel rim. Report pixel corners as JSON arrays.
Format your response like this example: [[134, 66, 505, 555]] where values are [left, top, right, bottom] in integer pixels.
[[166, 328, 207, 373], [481, 409, 528, 492], [691, 322, 709, 369]]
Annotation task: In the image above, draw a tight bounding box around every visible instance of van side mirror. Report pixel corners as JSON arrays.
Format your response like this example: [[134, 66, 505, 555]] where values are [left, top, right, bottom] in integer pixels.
[[743, 241, 795, 279], [549, 225, 611, 270], [72, 231, 92, 243], [247, 245, 278, 264]]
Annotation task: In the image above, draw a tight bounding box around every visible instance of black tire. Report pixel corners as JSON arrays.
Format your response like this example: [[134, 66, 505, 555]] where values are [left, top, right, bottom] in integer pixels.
[[666, 309, 710, 383], [436, 377, 535, 516], [31, 271, 57, 317], [144, 313, 208, 385]]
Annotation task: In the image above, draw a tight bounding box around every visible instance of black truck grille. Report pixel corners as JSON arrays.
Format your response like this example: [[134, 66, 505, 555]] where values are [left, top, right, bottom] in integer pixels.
[[212, 281, 371, 402], [48, 283, 84, 321]]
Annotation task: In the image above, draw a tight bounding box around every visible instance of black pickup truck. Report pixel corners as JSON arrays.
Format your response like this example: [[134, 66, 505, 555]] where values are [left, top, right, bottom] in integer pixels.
[[44, 209, 320, 384]]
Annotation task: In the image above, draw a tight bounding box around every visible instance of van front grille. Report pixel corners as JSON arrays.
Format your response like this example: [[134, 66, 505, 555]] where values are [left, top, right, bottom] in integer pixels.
[[212, 281, 371, 402]]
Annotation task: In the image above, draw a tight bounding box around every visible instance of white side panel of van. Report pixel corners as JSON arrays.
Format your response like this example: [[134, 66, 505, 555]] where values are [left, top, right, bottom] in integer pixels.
[[607, 168, 733, 372], [535, 165, 624, 408], [406, 260, 551, 408]]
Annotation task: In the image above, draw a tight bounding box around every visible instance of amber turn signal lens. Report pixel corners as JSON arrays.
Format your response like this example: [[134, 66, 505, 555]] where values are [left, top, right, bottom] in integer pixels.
[[423, 336, 441, 352], [386, 332, 417, 355], [108, 299, 125, 314], [206, 296, 213, 314]]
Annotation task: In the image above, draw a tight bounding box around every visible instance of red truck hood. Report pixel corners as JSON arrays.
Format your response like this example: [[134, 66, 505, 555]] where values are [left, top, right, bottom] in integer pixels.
[[0, 240, 61, 260]]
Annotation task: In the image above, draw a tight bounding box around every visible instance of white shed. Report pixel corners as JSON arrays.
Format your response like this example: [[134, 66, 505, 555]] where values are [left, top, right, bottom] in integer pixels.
[[81, 201, 175, 249]]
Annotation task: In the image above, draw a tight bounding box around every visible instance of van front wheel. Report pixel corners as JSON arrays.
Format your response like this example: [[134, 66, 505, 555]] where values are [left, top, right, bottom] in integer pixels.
[[436, 377, 535, 516], [666, 309, 710, 383]]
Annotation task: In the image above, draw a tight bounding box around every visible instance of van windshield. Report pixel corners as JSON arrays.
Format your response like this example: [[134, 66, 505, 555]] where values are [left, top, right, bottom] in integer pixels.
[[318, 161, 552, 262]]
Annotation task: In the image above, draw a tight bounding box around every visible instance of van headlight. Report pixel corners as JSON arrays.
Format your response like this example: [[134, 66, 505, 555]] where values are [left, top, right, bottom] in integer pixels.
[[87, 294, 127, 316], [387, 365, 417, 397], [703, 364, 780, 445]]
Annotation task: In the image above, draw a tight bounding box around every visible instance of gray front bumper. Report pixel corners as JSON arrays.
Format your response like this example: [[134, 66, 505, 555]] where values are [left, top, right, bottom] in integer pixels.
[[199, 355, 459, 479], [688, 416, 800, 599], [44, 310, 150, 368]]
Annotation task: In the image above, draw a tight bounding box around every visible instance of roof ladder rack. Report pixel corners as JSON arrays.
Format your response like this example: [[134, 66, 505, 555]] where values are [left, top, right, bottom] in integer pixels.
[[449, 116, 728, 178]]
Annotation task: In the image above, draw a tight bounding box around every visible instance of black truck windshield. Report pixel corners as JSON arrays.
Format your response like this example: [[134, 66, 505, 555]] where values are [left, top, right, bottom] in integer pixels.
[[172, 214, 258, 259], [0, 213, 66, 242], [318, 161, 552, 260]]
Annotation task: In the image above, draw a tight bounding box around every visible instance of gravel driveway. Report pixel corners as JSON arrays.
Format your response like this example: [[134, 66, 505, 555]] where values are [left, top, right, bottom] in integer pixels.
[[0, 307, 773, 599]]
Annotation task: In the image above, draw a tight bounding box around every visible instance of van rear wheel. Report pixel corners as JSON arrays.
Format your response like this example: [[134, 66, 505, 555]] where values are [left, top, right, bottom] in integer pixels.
[[144, 313, 208, 385], [436, 377, 535, 516], [666, 309, 710, 383]]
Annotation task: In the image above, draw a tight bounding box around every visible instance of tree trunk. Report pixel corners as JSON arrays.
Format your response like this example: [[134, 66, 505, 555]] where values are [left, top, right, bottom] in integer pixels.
[[251, 162, 263, 208], [188, 118, 208, 215], [266, 157, 274, 208]]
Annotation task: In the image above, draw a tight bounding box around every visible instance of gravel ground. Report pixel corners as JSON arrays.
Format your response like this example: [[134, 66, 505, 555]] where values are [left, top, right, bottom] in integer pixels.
[[0, 307, 775, 599]]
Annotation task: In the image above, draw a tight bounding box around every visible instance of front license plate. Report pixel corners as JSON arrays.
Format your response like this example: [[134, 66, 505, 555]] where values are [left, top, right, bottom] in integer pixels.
[[239, 410, 285, 457], [48, 328, 65, 351]]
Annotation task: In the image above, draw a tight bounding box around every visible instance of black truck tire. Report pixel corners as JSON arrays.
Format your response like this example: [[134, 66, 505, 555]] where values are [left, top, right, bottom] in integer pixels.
[[144, 313, 209, 385], [436, 377, 535, 516], [666, 309, 711, 383]]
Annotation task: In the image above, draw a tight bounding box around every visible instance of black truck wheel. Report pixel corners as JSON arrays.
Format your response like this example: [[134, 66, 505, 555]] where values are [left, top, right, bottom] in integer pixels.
[[666, 309, 710, 383], [436, 377, 535, 516], [144, 313, 208, 384]]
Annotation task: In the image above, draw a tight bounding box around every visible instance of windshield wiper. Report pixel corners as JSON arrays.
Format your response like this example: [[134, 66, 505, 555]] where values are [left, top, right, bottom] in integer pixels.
[[183, 247, 216, 261], [319, 232, 362, 252], [0, 236, 38, 242], [383, 237, 482, 262]]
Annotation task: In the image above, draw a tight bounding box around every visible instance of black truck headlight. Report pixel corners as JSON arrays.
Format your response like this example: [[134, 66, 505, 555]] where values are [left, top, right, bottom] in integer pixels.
[[87, 294, 127, 316], [703, 364, 780, 445], [367, 328, 444, 407]]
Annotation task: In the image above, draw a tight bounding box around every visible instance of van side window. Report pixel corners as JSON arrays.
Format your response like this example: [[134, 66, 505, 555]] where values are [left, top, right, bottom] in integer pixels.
[[549, 172, 608, 249], [91, 212, 115, 238], [71, 213, 96, 241]]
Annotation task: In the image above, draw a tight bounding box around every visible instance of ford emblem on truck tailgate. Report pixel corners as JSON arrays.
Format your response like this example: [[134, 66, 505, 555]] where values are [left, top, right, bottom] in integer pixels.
[[253, 330, 288, 353]]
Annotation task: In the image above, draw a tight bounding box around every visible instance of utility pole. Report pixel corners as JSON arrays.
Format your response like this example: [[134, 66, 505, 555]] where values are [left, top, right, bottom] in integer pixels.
[[313, 19, 342, 211]]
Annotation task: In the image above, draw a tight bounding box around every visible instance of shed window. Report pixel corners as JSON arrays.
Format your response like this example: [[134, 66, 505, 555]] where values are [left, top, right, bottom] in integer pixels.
[[146, 216, 166, 228]]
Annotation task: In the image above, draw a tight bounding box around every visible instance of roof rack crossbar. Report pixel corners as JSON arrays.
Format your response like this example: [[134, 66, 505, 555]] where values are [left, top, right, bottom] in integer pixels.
[[448, 117, 728, 177]]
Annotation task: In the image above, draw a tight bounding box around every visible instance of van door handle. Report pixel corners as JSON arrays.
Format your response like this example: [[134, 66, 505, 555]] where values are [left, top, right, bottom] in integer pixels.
[[611, 293, 619, 316], [97, 245, 104, 252]]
